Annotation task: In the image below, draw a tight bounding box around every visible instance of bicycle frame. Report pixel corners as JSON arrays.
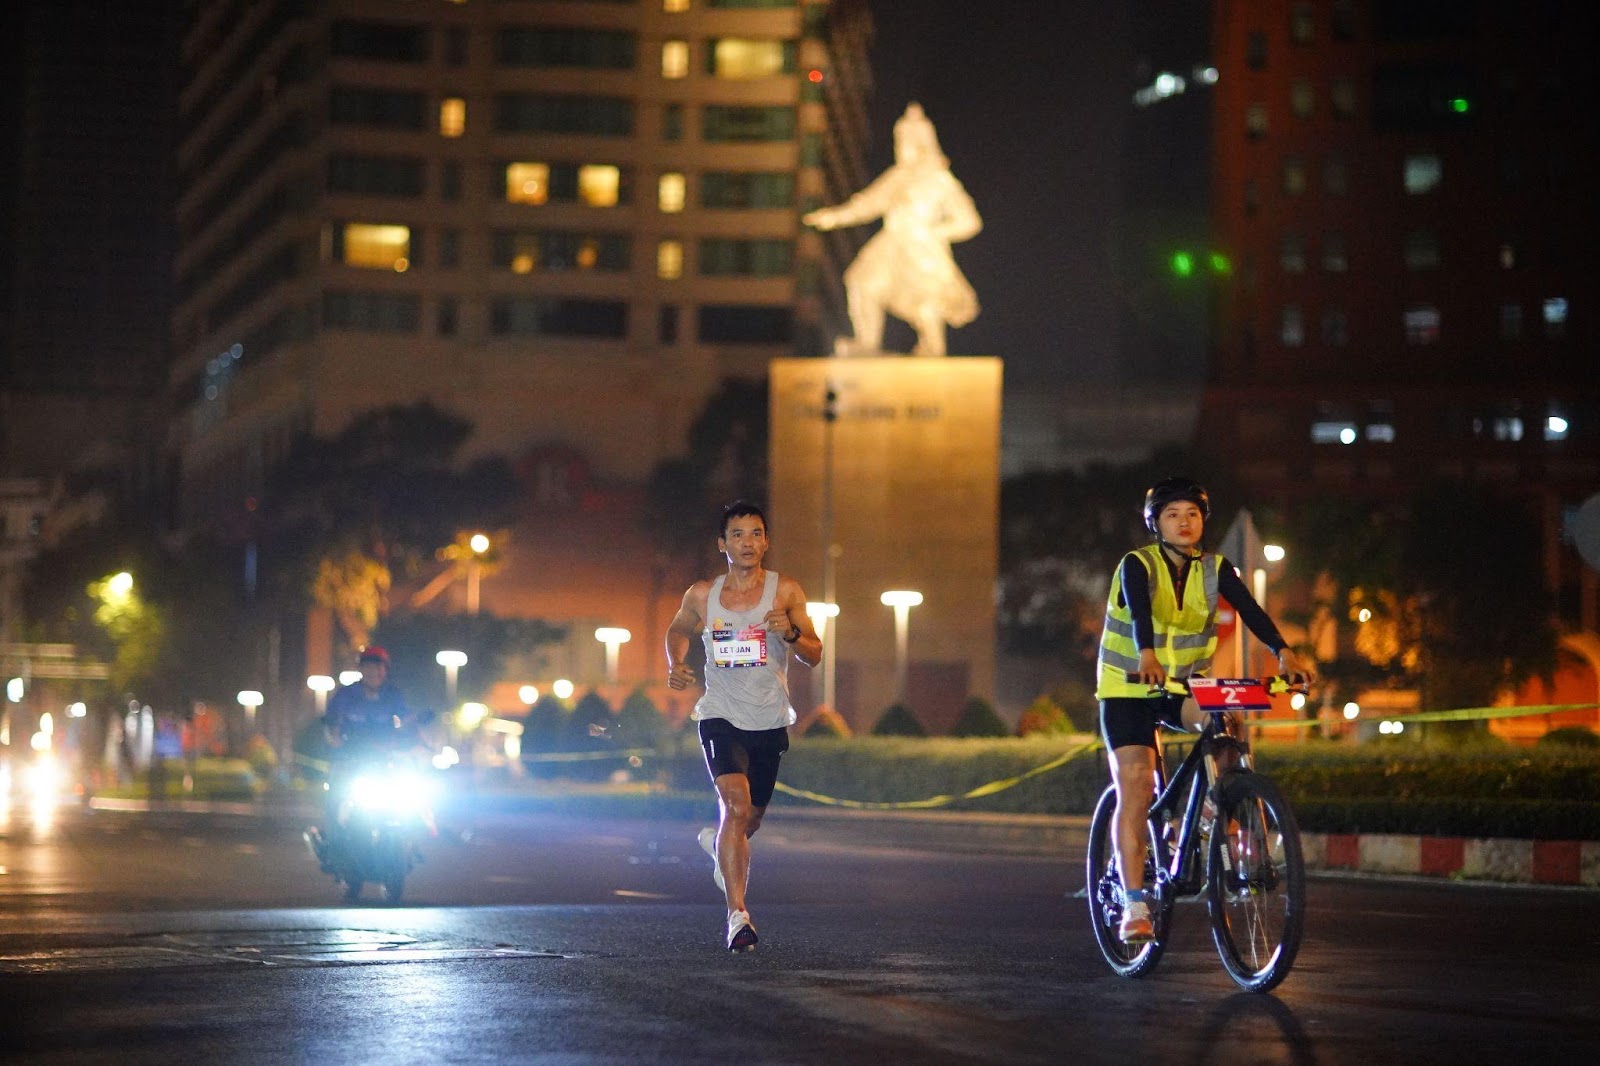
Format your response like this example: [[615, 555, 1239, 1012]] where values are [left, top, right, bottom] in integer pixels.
[[1144, 713, 1251, 900]]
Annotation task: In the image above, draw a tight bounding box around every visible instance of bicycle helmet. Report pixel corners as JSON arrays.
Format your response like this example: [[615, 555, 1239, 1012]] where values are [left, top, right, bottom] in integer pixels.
[[1143, 477, 1211, 533]]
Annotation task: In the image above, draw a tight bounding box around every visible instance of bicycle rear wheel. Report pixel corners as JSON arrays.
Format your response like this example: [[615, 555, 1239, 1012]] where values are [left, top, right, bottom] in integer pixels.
[[1086, 785, 1166, 977], [1205, 772, 1305, 992]]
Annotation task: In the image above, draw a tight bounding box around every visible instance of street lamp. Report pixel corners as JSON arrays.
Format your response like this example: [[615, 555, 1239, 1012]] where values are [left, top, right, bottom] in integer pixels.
[[435, 649, 468, 705], [806, 601, 840, 710], [306, 674, 335, 714], [552, 678, 574, 700], [518, 684, 540, 706], [467, 533, 490, 615], [237, 689, 264, 726], [338, 670, 362, 686], [595, 627, 631, 685], [879, 590, 923, 705]]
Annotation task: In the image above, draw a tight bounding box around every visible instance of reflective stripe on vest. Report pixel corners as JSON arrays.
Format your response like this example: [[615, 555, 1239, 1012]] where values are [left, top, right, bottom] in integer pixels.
[[1095, 544, 1222, 700]]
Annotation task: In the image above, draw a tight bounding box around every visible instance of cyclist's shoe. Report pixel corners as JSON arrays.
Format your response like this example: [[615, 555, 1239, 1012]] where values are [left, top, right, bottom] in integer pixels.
[[1118, 900, 1154, 943], [697, 826, 726, 893], [726, 909, 758, 952]]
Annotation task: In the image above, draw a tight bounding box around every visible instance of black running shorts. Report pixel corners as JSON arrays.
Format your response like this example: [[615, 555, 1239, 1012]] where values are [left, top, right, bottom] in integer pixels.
[[698, 718, 790, 808], [1099, 694, 1187, 752]]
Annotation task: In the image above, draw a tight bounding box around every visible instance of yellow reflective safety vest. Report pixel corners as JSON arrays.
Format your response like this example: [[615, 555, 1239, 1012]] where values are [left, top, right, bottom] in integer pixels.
[[1096, 543, 1223, 700]]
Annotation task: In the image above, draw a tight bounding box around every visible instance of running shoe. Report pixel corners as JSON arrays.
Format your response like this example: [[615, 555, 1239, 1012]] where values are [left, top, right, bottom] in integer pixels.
[[726, 909, 758, 952], [697, 826, 726, 893], [1119, 900, 1154, 943]]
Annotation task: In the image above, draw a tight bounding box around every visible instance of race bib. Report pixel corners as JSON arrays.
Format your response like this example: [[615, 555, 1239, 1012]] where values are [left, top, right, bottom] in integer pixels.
[[1188, 677, 1273, 712], [710, 621, 768, 668]]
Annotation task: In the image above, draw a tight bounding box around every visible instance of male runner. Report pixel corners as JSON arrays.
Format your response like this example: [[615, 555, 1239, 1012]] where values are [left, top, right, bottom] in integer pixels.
[[665, 501, 822, 952]]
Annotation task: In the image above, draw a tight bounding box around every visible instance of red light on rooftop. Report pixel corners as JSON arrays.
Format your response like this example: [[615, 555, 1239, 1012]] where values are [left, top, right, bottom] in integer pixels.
[[807, 69, 825, 83]]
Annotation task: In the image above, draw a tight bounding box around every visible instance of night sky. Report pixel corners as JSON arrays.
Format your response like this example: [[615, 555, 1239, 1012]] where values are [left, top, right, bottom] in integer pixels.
[[862, 2, 1209, 389]]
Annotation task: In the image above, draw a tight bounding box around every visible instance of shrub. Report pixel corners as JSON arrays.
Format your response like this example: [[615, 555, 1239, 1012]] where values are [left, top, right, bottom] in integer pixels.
[[1048, 679, 1100, 733], [949, 697, 1008, 738], [872, 703, 927, 737], [1537, 725, 1600, 750], [616, 688, 667, 750], [1016, 695, 1071, 737], [244, 734, 278, 781]]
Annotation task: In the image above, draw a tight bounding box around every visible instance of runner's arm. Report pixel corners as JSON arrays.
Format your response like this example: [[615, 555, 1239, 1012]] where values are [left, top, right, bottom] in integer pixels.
[[665, 584, 705, 690], [767, 578, 822, 668]]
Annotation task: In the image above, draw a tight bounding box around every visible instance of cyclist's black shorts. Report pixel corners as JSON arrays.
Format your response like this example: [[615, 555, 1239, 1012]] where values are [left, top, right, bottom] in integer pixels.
[[698, 718, 790, 808], [1100, 694, 1187, 752]]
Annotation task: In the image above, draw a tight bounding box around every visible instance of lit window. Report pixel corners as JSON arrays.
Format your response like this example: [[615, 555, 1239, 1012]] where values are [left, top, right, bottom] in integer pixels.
[[1312, 421, 1358, 445], [1322, 308, 1348, 346], [576, 238, 600, 271], [1491, 417, 1523, 442], [1246, 104, 1268, 140], [1543, 297, 1568, 339], [440, 97, 466, 138], [1280, 305, 1304, 346], [1498, 303, 1522, 341], [578, 164, 620, 206], [1290, 4, 1315, 44], [1499, 242, 1516, 269], [658, 172, 686, 213], [664, 0, 690, 10], [710, 39, 788, 79], [1291, 81, 1314, 119], [506, 162, 550, 204], [1404, 305, 1440, 345], [1279, 233, 1306, 274], [1282, 156, 1307, 195], [1545, 415, 1570, 441], [1323, 156, 1348, 195], [341, 223, 411, 271], [1404, 154, 1441, 194], [657, 239, 683, 280], [662, 40, 689, 79], [1322, 232, 1347, 272], [1330, 79, 1356, 119], [1365, 423, 1396, 443], [1403, 230, 1440, 271]]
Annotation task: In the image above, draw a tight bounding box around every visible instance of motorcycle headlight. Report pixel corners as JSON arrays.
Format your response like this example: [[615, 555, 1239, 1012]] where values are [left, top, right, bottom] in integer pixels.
[[350, 772, 435, 813]]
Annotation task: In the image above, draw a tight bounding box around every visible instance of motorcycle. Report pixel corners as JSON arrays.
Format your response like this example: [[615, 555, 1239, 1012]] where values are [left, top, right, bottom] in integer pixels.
[[305, 757, 437, 904]]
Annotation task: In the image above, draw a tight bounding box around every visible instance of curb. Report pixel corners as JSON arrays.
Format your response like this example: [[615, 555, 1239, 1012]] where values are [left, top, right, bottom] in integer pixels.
[[1302, 832, 1600, 887]]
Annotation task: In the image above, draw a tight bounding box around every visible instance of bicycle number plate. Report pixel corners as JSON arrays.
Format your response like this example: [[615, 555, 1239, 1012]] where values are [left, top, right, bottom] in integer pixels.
[[1188, 677, 1273, 712]]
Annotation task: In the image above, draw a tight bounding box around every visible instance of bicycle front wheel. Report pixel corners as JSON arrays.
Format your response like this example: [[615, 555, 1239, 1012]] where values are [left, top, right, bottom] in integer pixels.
[[1205, 772, 1305, 993], [1086, 785, 1166, 978]]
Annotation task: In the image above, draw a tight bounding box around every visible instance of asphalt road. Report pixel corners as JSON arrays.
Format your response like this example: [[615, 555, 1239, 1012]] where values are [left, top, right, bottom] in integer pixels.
[[0, 793, 1596, 1064]]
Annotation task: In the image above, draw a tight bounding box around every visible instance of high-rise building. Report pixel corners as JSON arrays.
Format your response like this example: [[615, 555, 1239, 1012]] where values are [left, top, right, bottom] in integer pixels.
[[173, 0, 871, 528], [1203, 0, 1596, 618], [0, 0, 178, 481]]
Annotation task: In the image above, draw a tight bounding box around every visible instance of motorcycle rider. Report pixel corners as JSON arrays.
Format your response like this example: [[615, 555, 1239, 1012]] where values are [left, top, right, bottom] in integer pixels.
[[309, 645, 418, 866]]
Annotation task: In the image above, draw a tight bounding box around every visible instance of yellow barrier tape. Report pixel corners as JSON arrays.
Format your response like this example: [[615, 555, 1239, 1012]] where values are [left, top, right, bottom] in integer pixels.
[[773, 738, 1104, 810]]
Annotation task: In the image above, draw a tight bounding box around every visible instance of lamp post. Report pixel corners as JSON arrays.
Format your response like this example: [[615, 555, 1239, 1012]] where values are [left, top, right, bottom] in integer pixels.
[[467, 533, 490, 615], [237, 689, 264, 730], [306, 675, 335, 715], [595, 627, 631, 685], [805, 601, 839, 710], [338, 669, 362, 686], [878, 590, 923, 706], [435, 650, 468, 705]]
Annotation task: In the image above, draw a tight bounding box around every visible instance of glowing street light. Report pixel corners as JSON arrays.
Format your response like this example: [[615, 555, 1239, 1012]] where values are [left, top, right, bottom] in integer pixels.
[[1342, 702, 1361, 720], [436, 649, 468, 704], [306, 674, 335, 714], [467, 533, 490, 615], [595, 627, 632, 685], [458, 702, 489, 730], [339, 670, 362, 686], [552, 678, 575, 700], [806, 601, 840, 711], [518, 684, 540, 706], [879, 590, 924, 705], [237, 689, 264, 723]]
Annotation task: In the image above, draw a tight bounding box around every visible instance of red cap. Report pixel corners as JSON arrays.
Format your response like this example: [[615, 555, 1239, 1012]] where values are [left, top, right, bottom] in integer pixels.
[[358, 645, 390, 665]]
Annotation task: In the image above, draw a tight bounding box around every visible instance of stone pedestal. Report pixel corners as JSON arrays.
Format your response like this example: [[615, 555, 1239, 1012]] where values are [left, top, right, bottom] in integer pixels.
[[768, 357, 1001, 734]]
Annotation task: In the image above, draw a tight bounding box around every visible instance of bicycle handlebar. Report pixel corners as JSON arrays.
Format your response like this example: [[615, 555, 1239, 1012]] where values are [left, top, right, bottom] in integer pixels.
[[1123, 673, 1311, 697]]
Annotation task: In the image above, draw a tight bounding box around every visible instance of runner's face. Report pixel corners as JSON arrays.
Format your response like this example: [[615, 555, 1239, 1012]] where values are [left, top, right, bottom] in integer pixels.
[[1157, 501, 1204, 549], [718, 518, 768, 568]]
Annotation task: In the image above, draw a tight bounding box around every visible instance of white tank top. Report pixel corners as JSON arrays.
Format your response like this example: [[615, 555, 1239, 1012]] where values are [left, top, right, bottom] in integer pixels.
[[693, 570, 795, 730]]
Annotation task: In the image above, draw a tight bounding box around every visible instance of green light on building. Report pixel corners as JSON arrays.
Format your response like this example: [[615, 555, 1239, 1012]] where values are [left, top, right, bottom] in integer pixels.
[[1170, 251, 1195, 277], [1450, 97, 1470, 114], [1209, 252, 1232, 274]]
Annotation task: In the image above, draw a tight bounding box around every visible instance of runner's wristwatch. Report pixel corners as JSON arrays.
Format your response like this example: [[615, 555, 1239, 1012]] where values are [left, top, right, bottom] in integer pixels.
[[782, 624, 801, 644]]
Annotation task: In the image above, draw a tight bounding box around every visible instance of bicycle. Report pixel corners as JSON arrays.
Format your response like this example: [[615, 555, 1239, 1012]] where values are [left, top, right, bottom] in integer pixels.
[[1086, 675, 1308, 993]]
